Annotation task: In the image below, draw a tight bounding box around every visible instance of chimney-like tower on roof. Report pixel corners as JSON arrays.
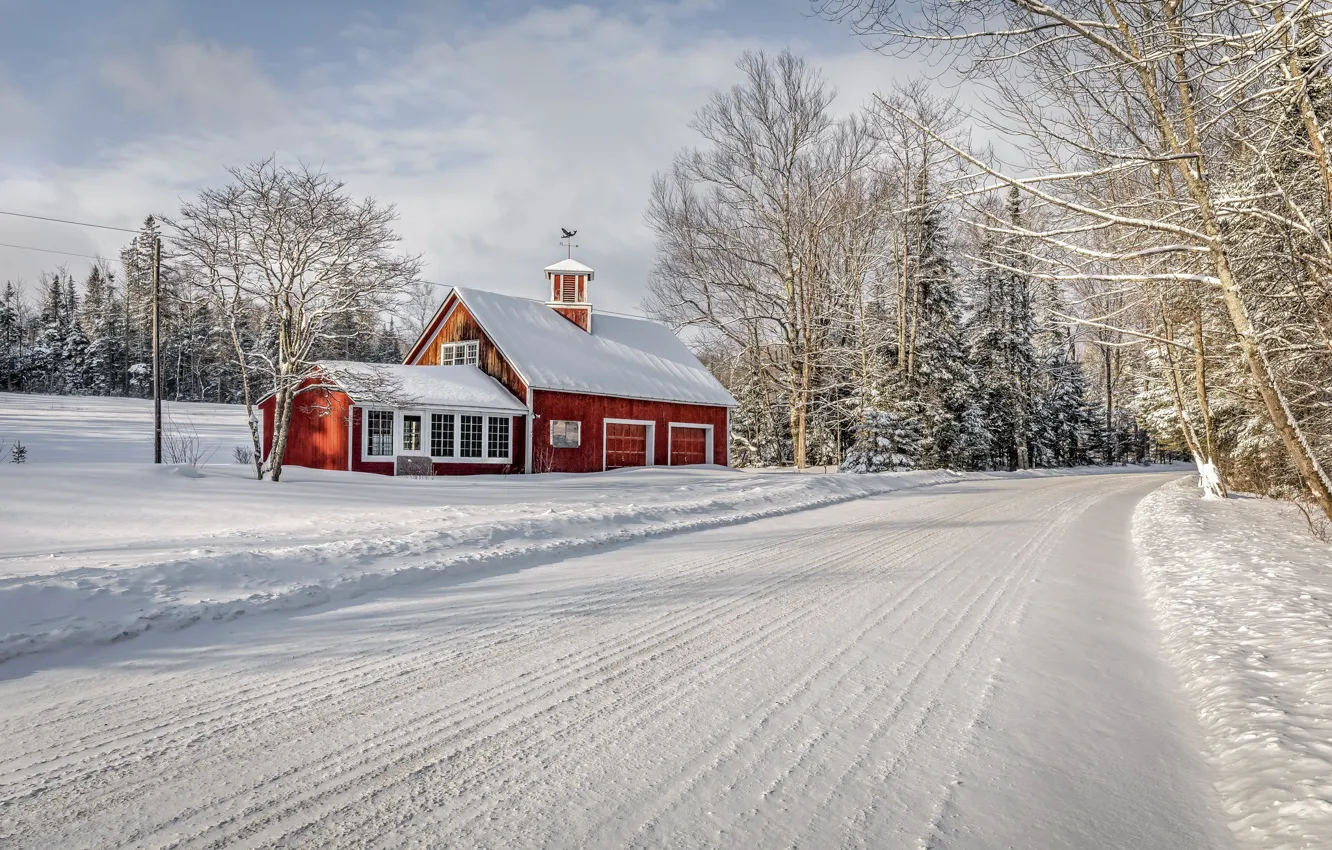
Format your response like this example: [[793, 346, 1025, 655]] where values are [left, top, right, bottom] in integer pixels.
[[544, 258, 594, 333]]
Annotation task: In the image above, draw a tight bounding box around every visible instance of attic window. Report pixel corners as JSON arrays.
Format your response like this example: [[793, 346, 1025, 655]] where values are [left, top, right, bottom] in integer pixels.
[[559, 274, 577, 302], [439, 340, 479, 366]]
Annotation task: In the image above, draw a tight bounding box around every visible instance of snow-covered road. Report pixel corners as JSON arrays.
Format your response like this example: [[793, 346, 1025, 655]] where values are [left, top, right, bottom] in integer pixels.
[[0, 473, 1231, 849]]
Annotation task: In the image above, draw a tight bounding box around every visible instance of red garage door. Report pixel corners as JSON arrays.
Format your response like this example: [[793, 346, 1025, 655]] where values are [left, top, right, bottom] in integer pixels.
[[670, 426, 708, 466], [605, 422, 649, 469]]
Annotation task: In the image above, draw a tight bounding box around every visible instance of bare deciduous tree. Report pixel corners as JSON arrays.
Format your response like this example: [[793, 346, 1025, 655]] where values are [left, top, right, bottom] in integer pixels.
[[646, 50, 884, 468], [167, 158, 422, 482]]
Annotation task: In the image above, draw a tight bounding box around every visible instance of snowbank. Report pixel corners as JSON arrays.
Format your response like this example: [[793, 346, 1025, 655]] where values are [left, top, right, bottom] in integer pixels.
[[1134, 478, 1332, 850], [0, 462, 976, 663]]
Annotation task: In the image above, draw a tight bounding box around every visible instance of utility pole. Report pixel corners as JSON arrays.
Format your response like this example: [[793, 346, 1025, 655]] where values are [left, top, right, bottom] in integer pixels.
[[153, 234, 162, 464]]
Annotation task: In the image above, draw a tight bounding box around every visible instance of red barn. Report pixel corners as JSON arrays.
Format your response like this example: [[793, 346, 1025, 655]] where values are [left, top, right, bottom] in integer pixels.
[[259, 258, 737, 475]]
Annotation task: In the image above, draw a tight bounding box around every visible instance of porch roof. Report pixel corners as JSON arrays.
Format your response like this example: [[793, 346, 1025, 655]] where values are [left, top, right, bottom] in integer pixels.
[[318, 361, 527, 413]]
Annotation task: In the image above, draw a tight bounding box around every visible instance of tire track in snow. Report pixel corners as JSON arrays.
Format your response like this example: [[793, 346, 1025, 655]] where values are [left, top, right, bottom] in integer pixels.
[[0, 475, 1175, 849], [169, 500, 996, 849], [3, 513, 868, 791], [601, 484, 1090, 848], [363, 499, 1010, 849], [713, 488, 1087, 848], [831, 486, 1099, 848], [5, 534, 798, 825], [4, 501, 951, 845]]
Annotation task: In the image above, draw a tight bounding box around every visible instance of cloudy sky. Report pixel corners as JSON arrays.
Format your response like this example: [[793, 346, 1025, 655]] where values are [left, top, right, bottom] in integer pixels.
[[0, 0, 928, 314]]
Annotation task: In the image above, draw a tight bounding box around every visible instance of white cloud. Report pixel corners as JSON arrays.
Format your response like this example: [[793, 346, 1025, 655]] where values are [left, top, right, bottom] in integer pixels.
[[0, 2, 919, 315], [98, 41, 286, 129]]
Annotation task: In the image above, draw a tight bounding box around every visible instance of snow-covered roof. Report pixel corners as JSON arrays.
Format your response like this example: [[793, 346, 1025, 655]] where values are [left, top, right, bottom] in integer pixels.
[[543, 258, 596, 278], [447, 287, 738, 407], [318, 361, 527, 412]]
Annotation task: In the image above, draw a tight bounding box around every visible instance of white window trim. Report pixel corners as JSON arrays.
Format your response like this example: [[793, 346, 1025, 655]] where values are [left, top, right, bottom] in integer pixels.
[[549, 419, 582, 449], [602, 418, 656, 471], [361, 408, 397, 462], [347, 404, 355, 470], [438, 340, 479, 366], [667, 422, 715, 466], [399, 411, 428, 456], [359, 407, 515, 467]]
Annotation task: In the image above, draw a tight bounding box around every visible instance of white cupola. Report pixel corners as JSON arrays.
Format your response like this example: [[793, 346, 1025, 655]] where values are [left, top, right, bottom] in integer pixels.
[[544, 258, 595, 332]]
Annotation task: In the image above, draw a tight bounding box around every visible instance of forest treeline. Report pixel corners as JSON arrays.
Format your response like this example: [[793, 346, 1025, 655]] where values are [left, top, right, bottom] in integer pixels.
[[648, 58, 1143, 475], [0, 217, 405, 404], [650, 0, 1332, 521]]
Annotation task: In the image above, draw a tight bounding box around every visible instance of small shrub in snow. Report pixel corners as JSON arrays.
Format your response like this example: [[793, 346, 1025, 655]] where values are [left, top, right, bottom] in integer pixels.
[[233, 445, 256, 466], [163, 416, 216, 467], [1292, 499, 1331, 543], [9, 440, 26, 464]]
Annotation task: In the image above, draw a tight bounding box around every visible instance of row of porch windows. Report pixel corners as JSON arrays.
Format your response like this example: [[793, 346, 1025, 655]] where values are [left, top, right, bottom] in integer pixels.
[[365, 410, 510, 460]]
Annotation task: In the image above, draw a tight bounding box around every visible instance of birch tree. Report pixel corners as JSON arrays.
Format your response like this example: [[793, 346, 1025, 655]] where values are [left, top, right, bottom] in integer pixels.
[[167, 158, 422, 482]]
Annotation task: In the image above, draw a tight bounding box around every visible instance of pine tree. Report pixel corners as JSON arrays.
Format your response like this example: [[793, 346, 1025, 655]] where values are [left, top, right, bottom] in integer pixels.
[[82, 268, 122, 396], [0, 283, 20, 392], [30, 273, 69, 393], [905, 196, 991, 469], [966, 188, 1037, 469], [1034, 326, 1092, 466], [120, 217, 161, 397], [840, 383, 924, 472]]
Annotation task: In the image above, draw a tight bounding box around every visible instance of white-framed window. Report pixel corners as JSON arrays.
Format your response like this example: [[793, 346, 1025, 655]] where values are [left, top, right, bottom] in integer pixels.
[[439, 340, 479, 366], [459, 414, 484, 458], [363, 409, 511, 464], [431, 413, 454, 457], [550, 420, 580, 448], [366, 409, 394, 457], [402, 414, 422, 452], [488, 417, 511, 458]]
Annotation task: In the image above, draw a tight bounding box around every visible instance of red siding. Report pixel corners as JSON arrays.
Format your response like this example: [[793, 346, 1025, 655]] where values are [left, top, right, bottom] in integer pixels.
[[258, 382, 353, 472], [551, 304, 591, 332], [532, 390, 728, 473], [406, 295, 528, 401]]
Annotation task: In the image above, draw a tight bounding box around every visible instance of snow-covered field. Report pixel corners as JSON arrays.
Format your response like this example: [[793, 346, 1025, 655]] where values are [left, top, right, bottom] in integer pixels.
[[0, 392, 1180, 665], [0, 391, 250, 463], [1135, 480, 1332, 850]]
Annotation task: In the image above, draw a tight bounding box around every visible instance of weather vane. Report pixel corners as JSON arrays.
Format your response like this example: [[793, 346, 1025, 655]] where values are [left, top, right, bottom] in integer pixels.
[[560, 228, 578, 259]]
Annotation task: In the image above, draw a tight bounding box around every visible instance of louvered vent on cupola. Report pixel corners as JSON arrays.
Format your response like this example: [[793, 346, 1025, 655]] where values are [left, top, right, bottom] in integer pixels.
[[543, 258, 595, 333]]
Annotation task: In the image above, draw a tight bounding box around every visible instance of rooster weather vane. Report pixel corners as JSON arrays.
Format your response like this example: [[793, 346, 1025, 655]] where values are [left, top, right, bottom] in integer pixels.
[[560, 228, 578, 259]]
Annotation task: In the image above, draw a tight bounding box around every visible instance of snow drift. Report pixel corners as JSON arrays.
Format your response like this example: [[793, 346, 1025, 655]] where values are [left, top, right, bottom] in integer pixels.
[[1135, 478, 1332, 850]]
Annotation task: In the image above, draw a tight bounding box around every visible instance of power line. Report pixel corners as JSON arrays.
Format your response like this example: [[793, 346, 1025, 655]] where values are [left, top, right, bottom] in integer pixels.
[[0, 241, 116, 262], [0, 209, 140, 234]]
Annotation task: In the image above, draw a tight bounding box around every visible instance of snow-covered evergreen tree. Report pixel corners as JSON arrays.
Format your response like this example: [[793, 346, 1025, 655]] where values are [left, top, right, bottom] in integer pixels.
[[840, 383, 924, 472], [0, 282, 21, 392], [1034, 326, 1092, 466], [905, 195, 991, 470], [966, 189, 1037, 469]]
